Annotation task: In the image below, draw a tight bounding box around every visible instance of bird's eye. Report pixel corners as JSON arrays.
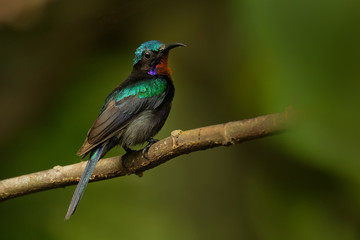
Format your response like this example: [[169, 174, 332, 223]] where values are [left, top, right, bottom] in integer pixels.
[[144, 51, 151, 59]]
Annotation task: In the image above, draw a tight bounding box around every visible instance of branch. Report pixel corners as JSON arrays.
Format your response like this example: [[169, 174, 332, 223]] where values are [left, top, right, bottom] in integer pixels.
[[0, 108, 294, 202]]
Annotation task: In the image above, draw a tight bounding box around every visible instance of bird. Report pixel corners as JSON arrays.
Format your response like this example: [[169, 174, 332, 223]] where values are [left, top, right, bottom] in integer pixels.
[[65, 40, 185, 220]]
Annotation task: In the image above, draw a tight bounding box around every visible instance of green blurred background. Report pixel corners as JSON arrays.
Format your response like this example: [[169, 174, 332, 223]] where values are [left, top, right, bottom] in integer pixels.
[[1, 0, 359, 239]]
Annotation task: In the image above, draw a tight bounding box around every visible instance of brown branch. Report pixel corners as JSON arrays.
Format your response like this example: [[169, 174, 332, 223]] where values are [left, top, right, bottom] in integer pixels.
[[0, 108, 294, 202]]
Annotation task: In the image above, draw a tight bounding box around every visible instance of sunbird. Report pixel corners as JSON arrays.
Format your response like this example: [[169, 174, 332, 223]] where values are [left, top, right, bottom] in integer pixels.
[[65, 40, 185, 220]]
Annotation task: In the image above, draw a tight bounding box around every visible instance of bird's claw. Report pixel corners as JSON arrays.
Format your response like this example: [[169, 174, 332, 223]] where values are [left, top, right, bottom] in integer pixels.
[[142, 138, 159, 159]]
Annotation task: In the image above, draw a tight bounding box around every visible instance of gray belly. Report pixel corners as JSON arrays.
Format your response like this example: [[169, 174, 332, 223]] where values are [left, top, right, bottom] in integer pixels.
[[117, 108, 169, 148]]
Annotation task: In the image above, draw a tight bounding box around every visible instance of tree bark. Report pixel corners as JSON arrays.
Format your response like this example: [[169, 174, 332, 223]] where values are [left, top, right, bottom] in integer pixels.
[[0, 108, 294, 202]]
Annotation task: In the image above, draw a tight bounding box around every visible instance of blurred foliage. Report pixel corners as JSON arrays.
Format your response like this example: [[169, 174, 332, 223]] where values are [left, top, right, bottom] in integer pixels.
[[0, 0, 359, 239]]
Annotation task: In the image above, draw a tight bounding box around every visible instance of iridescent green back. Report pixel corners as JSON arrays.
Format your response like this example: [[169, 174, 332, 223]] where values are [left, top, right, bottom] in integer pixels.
[[101, 78, 167, 114]]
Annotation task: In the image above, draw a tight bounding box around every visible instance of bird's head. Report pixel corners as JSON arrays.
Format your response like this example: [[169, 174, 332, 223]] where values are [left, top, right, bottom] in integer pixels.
[[133, 40, 186, 76]]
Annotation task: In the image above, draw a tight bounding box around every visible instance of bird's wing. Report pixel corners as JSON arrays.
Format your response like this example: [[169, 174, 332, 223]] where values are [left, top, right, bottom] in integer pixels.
[[77, 78, 168, 156]]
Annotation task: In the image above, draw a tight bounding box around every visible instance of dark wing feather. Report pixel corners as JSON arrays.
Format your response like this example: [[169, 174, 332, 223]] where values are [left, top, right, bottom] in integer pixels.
[[77, 89, 166, 156]]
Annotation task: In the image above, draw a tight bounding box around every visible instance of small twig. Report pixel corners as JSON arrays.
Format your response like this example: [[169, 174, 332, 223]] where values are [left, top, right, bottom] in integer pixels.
[[0, 108, 294, 202]]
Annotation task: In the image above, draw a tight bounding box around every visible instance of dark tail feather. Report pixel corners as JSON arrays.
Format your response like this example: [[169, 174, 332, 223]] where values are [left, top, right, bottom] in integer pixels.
[[64, 144, 105, 220]]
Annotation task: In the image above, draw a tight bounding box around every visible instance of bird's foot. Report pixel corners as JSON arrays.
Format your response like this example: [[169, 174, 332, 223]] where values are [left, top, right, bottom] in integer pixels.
[[124, 147, 134, 154], [122, 147, 134, 169], [142, 138, 159, 159]]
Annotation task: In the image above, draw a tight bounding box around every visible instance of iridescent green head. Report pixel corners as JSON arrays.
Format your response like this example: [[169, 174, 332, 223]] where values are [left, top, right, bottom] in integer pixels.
[[134, 40, 165, 65], [133, 40, 186, 76]]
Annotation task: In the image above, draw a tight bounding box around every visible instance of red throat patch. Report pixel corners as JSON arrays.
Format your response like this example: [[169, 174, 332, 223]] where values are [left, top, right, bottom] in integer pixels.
[[155, 55, 172, 76]]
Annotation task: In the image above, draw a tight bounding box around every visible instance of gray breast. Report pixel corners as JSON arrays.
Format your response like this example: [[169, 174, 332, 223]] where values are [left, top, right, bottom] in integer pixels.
[[117, 108, 168, 148]]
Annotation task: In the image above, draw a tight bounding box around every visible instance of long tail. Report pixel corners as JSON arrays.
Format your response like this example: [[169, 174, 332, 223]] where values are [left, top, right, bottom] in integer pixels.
[[65, 144, 105, 220]]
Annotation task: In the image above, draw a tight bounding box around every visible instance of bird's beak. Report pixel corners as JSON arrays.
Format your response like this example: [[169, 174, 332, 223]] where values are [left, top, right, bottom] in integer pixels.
[[150, 42, 186, 75], [162, 43, 187, 54], [153, 42, 186, 66]]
